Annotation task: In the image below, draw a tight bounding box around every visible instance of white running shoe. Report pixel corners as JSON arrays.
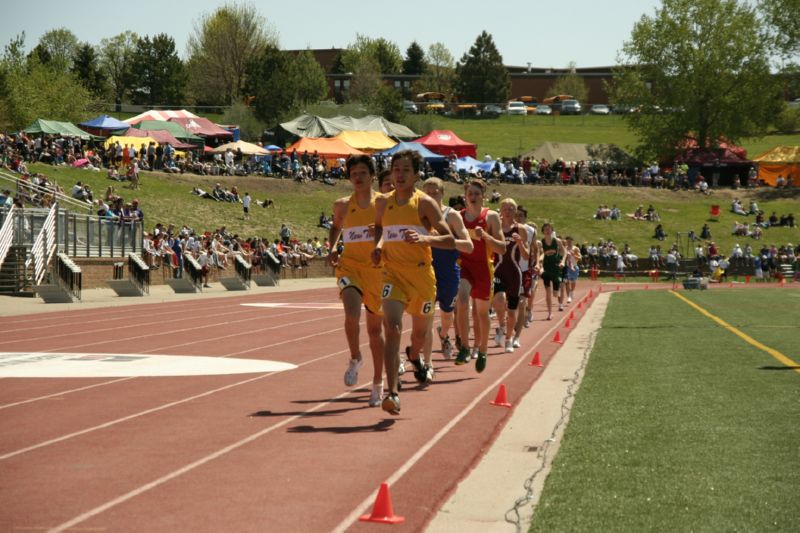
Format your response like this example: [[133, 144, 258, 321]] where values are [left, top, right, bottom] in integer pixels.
[[471, 347, 479, 360], [567, 295, 572, 303], [344, 358, 363, 386], [368, 382, 384, 407], [494, 328, 505, 347], [505, 340, 514, 353], [424, 365, 435, 383], [513, 337, 521, 348], [558, 303, 564, 312], [398, 358, 406, 376]]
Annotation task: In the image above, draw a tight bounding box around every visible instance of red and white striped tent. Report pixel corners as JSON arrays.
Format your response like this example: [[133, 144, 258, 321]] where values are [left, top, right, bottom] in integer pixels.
[[123, 109, 199, 125]]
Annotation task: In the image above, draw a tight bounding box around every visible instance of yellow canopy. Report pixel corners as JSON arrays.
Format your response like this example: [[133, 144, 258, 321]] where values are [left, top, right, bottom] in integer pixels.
[[753, 145, 800, 187], [105, 135, 158, 149], [334, 130, 397, 152], [211, 140, 270, 156]]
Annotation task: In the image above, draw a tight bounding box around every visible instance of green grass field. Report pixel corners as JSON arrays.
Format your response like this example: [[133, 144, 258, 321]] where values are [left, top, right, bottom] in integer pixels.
[[530, 288, 800, 532], [31, 162, 799, 260]]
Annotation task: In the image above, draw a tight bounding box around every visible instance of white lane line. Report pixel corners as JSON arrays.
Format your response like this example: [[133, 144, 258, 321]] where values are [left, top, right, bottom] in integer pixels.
[[331, 298, 573, 532], [0, 378, 136, 410]]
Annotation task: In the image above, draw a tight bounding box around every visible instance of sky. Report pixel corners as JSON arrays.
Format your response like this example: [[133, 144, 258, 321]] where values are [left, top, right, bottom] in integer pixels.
[[0, 0, 664, 68]]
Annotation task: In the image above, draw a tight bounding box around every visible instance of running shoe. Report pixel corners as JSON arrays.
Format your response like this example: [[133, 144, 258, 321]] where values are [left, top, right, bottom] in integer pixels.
[[525, 309, 533, 327], [476, 351, 487, 373], [454, 347, 470, 365], [489, 309, 496, 319], [494, 328, 505, 347], [410, 358, 426, 384], [505, 340, 514, 353], [567, 296, 572, 304], [368, 382, 384, 407], [471, 347, 479, 360], [399, 347, 408, 375], [382, 393, 401, 415], [441, 336, 453, 359], [455, 335, 463, 351], [558, 303, 564, 312], [344, 357, 363, 386], [512, 337, 521, 348], [424, 364, 435, 383]]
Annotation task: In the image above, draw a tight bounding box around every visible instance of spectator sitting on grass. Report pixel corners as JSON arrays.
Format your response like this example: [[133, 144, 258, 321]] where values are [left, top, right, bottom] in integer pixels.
[[646, 204, 660, 221], [594, 205, 611, 219], [733, 221, 748, 236], [318, 212, 332, 229], [700, 223, 712, 239], [731, 198, 747, 215], [654, 224, 667, 240], [191, 187, 216, 200], [627, 205, 646, 220]]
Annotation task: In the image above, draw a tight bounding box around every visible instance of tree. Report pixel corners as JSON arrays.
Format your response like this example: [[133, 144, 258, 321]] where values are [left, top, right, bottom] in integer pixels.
[[610, 0, 782, 160], [31, 28, 79, 73], [99, 31, 138, 110], [222, 102, 265, 140], [246, 47, 328, 125], [128, 34, 186, 106], [414, 42, 455, 96], [403, 41, 426, 75], [547, 62, 589, 103], [71, 43, 107, 98], [455, 31, 510, 104], [187, 2, 276, 105], [348, 54, 383, 103], [758, 0, 800, 59], [341, 35, 403, 74]]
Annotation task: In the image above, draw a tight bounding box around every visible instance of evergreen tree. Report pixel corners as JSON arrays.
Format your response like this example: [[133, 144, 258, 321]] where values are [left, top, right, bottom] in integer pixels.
[[71, 43, 107, 98], [403, 41, 427, 75], [129, 34, 186, 106], [455, 31, 510, 104]]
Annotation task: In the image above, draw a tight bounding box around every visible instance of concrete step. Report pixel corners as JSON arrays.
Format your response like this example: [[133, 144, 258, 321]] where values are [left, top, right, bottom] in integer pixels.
[[252, 273, 279, 287], [166, 277, 201, 294], [219, 277, 249, 291], [35, 283, 78, 303], [107, 279, 148, 297]]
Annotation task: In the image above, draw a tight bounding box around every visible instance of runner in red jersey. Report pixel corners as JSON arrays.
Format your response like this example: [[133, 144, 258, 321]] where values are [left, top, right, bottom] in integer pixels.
[[454, 179, 505, 373]]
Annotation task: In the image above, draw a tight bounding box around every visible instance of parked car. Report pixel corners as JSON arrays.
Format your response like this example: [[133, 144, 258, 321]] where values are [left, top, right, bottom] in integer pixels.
[[506, 101, 528, 115], [561, 99, 582, 115], [518, 96, 538, 114], [403, 100, 418, 114], [483, 104, 503, 118], [535, 104, 553, 115], [590, 104, 610, 115]]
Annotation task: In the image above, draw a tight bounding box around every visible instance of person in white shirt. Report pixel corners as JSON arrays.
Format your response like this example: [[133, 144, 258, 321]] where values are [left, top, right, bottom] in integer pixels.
[[242, 192, 251, 220]]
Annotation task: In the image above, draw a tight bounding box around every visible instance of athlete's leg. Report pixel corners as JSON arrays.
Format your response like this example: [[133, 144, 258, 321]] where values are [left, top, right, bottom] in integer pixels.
[[365, 310, 384, 384], [492, 290, 507, 346], [342, 287, 363, 359], [473, 297, 492, 353], [456, 278, 473, 352], [382, 299, 405, 395]]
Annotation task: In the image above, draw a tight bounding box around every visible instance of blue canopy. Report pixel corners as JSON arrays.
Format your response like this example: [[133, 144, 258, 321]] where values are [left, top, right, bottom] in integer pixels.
[[455, 157, 506, 174], [378, 141, 445, 161], [78, 115, 130, 130]]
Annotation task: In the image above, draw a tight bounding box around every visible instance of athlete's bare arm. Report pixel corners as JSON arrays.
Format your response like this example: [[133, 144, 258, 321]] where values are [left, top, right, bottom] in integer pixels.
[[405, 196, 455, 249], [446, 209, 474, 254], [327, 196, 349, 267], [514, 225, 530, 260], [557, 238, 567, 268], [479, 210, 507, 254], [371, 194, 387, 266]]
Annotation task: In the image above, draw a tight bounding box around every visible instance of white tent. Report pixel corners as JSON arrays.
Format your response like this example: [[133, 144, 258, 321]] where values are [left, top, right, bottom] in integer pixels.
[[211, 140, 269, 156]]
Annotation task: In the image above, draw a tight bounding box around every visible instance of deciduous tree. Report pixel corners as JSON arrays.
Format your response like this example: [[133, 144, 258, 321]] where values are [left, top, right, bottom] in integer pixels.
[[546, 62, 589, 103], [413, 42, 455, 97], [31, 28, 79, 73], [99, 31, 138, 111]]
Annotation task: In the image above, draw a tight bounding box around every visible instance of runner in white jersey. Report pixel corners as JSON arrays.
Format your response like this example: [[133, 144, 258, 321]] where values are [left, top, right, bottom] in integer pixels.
[[513, 206, 539, 345]]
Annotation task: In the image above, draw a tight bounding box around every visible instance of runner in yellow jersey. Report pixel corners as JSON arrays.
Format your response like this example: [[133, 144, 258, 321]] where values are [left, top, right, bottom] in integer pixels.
[[328, 155, 385, 407], [372, 150, 454, 415]]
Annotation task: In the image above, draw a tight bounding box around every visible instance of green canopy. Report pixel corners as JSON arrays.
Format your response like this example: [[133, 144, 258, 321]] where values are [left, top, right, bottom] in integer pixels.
[[24, 118, 92, 140], [134, 120, 203, 142]]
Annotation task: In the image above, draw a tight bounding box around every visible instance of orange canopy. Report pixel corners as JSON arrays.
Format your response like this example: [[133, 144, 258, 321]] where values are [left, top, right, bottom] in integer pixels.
[[752, 146, 800, 187], [286, 137, 367, 162]]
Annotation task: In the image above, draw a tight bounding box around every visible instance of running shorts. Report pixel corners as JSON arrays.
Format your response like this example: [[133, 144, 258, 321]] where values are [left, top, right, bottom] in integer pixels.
[[336, 259, 384, 315], [460, 259, 493, 301], [382, 265, 436, 317]]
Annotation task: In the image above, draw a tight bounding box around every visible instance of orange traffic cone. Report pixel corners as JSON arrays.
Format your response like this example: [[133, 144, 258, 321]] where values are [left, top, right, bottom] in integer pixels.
[[577, 301, 583, 309], [490, 384, 512, 407], [529, 351, 543, 367], [598, 285, 603, 292], [589, 290, 594, 298], [644, 284, 649, 290], [359, 482, 405, 524], [616, 285, 620, 291], [569, 310, 575, 320], [565, 318, 571, 329], [552, 330, 562, 344], [745, 275, 751, 283]]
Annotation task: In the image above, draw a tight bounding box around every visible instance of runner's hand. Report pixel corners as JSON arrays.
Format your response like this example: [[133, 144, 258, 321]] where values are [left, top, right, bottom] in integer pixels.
[[327, 250, 340, 267], [475, 227, 485, 240], [371, 247, 382, 266], [403, 229, 426, 245]]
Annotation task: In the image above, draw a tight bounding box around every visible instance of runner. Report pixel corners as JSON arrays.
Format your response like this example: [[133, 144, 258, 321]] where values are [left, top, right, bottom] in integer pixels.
[[454, 179, 506, 371], [372, 150, 454, 415], [492, 198, 529, 352], [514, 207, 539, 341], [560, 236, 582, 304], [377, 169, 394, 194], [327, 155, 386, 407], [540, 222, 567, 320], [421, 177, 474, 363]]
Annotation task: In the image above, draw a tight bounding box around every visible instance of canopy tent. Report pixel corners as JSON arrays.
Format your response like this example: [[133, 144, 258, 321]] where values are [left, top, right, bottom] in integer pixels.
[[78, 115, 130, 134], [211, 140, 270, 156], [674, 147, 752, 186], [133, 120, 203, 143], [679, 138, 747, 159], [523, 142, 597, 163], [334, 130, 397, 152], [280, 114, 418, 139], [122, 128, 196, 150], [285, 137, 366, 162], [752, 146, 800, 187], [414, 130, 477, 158], [104, 135, 158, 149], [378, 141, 446, 161], [124, 109, 199, 125], [169, 117, 233, 138], [23, 119, 92, 140], [455, 156, 506, 174]]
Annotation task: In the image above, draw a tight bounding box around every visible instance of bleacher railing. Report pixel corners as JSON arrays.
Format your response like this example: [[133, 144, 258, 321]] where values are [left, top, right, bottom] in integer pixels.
[[0, 204, 16, 271], [25, 203, 58, 285], [234, 253, 252, 288], [54, 253, 81, 301], [0, 170, 91, 213], [183, 254, 203, 291], [128, 252, 150, 295]]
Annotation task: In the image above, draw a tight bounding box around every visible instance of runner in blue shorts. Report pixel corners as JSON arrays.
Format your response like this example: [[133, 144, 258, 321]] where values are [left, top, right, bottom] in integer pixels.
[[422, 178, 473, 362], [560, 236, 582, 304]]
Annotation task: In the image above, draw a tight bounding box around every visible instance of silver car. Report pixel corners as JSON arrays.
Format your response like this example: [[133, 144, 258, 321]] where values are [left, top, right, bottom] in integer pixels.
[[535, 104, 553, 115], [506, 101, 527, 115]]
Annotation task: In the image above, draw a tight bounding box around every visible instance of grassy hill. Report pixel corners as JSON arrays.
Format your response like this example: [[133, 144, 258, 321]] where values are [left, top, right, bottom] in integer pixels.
[[31, 163, 799, 261]]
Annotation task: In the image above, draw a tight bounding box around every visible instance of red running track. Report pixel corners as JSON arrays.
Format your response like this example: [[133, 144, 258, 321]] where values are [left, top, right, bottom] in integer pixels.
[[0, 283, 600, 532]]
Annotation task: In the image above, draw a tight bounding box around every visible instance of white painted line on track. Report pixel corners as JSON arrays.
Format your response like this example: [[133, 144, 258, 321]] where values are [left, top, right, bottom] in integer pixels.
[[0, 377, 136, 410]]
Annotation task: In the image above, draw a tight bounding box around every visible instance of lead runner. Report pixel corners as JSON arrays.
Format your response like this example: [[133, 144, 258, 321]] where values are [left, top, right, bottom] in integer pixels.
[[372, 150, 454, 415]]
